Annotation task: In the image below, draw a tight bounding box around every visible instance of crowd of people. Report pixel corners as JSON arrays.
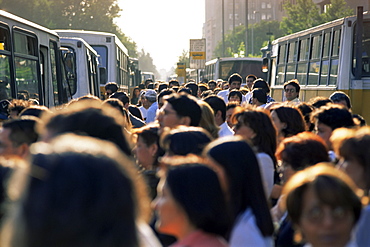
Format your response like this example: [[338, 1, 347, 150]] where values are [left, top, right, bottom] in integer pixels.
[[0, 74, 367, 247]]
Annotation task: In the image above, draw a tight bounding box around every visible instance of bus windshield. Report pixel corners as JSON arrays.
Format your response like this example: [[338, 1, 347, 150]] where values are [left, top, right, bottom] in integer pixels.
[[92, 45, 108, 69], [219, 60, 262, 80]]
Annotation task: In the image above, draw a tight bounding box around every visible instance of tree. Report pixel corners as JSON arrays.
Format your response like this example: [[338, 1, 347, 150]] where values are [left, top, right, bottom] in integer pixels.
[[280, 0, 323, 34], [321, 0, 353, 22], [138, 49, 159, 78], [214, 21, 285, 58], [0, 0, 139, 58], [281, 0, 354, 34], [178, 50, 190, 68], [248, 20, 286, 56], [214, 25, 246, 58], [117, 32, 138, 58]]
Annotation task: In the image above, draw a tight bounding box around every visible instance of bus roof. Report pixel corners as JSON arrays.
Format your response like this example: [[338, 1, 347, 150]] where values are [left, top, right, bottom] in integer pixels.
[[271, 13, 369, 44], [60, 37, 99, 56], [205, 57, 262, 66], [0, 10, 59, 37], [55, 29, 128, 55]]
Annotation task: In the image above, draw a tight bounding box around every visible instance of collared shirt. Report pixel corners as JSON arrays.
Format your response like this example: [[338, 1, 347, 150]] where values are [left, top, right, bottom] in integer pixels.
[[286, 97, 301, 105], [145, 102, 158, 123], [219, 122, 234, 137]]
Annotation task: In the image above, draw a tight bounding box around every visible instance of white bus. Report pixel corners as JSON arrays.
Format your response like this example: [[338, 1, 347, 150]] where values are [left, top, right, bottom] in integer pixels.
[[141, 71, 155, 83], [0, 10, 70, 106], [59, 37, 100, 98], [55, 30, 130, 93], [267, 8, 370, 121], [204, 57, 266, 82]]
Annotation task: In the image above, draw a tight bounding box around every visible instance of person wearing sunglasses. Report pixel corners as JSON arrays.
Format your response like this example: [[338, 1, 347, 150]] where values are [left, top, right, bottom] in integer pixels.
[[283, 79, 300, 105]]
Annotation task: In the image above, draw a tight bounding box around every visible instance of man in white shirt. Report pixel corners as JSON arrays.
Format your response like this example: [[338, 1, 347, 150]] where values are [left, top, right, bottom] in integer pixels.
[[283, 79, 301, 105], [204, 95, 234, 137], [217, 73, 244, 104], [138, 91, 149, 121], [144, 89, 158, 123], [251, 88, 267, 108]]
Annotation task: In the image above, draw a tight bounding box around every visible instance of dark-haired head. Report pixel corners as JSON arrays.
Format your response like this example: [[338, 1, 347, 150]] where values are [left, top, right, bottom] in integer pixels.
[[233, 107, 277, 168], [283, 164, 362, 244], [184, 82, 198, 97], [165, 93, 201, 127], [228, 89, 242, 103], [2, 134, 150, 247], [329, 91, 351, 109], [40, 101, 132, 156], [205, 136, 274, 237], [19, 105, 51, 119], [159, 162, 230, 237], [276, 131, 329, 173], [161, 126, 212, 156], [311, 104, 354, 131], [252, 79, 270, 94], [271, 105, 306, 138]]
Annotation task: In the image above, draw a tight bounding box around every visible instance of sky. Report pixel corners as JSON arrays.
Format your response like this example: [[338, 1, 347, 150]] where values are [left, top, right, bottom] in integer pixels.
[[116, 0, 205, 72]]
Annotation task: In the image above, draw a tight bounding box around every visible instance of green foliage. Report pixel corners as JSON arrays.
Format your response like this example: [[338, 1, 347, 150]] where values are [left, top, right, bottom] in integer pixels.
[[280, 0, 323, 34], [281, 0, 354, 34], [321, 0, 354, 22], [1, 0, 138, 58], [138, 49, 159, 78], [214, 25, 247, 58], [116, 32, 138, 58], [248, 20, 286, 56], [214, 20, 285, 58], [178, 50, 190, 68]]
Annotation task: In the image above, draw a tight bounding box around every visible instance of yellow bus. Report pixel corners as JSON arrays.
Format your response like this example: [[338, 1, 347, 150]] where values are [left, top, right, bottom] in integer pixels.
[[267, 8, 370, 120]]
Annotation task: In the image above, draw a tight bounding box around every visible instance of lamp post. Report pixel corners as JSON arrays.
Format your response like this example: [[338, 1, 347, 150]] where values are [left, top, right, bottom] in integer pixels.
[[245, 0, 248, 56], [251, 10, 258, 56], [222, 0, 225, 57]]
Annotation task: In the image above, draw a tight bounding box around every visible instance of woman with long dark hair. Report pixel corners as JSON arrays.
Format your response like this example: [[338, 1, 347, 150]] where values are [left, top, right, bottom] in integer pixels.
[[205, 137, 274, 246], [232, 106, 277, 197]]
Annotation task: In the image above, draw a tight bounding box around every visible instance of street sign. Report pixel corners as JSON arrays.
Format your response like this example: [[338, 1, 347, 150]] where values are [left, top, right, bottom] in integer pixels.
[[176, 62, 186, 77], [190, 39, 206, 69]]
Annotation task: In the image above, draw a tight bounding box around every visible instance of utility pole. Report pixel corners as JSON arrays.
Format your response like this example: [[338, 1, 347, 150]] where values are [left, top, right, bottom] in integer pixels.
[[245, 0, 248, 56], [222, 0, 225, 57]]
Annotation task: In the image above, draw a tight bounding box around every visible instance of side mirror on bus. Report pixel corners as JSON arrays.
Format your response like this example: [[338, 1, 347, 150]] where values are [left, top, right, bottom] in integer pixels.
[[262, 58, 269, 73], [99, 67, 107, 84]]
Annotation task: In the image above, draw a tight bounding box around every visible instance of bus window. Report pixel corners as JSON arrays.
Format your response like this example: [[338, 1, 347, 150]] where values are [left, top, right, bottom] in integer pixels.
[[0, 26, 11, 100], [286, 41, 298, 81], [308, 35, 322, 85], [332, 30, 341, 57], [320, 60, 329, 85], [329, 59, 338, 85], [287, 41, 297, 63], [278, 44, 286, 64], [310, 35, 322, 60], [319, 32, 332, 85], [298, 38, 309, 61], [276, 44, 286, 85], [13, 31, 39, 100], [92, 45, 108, 70], [323, 32, 331, 58], [297, 63, 308, 85], [352, 21, 370, 76]]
